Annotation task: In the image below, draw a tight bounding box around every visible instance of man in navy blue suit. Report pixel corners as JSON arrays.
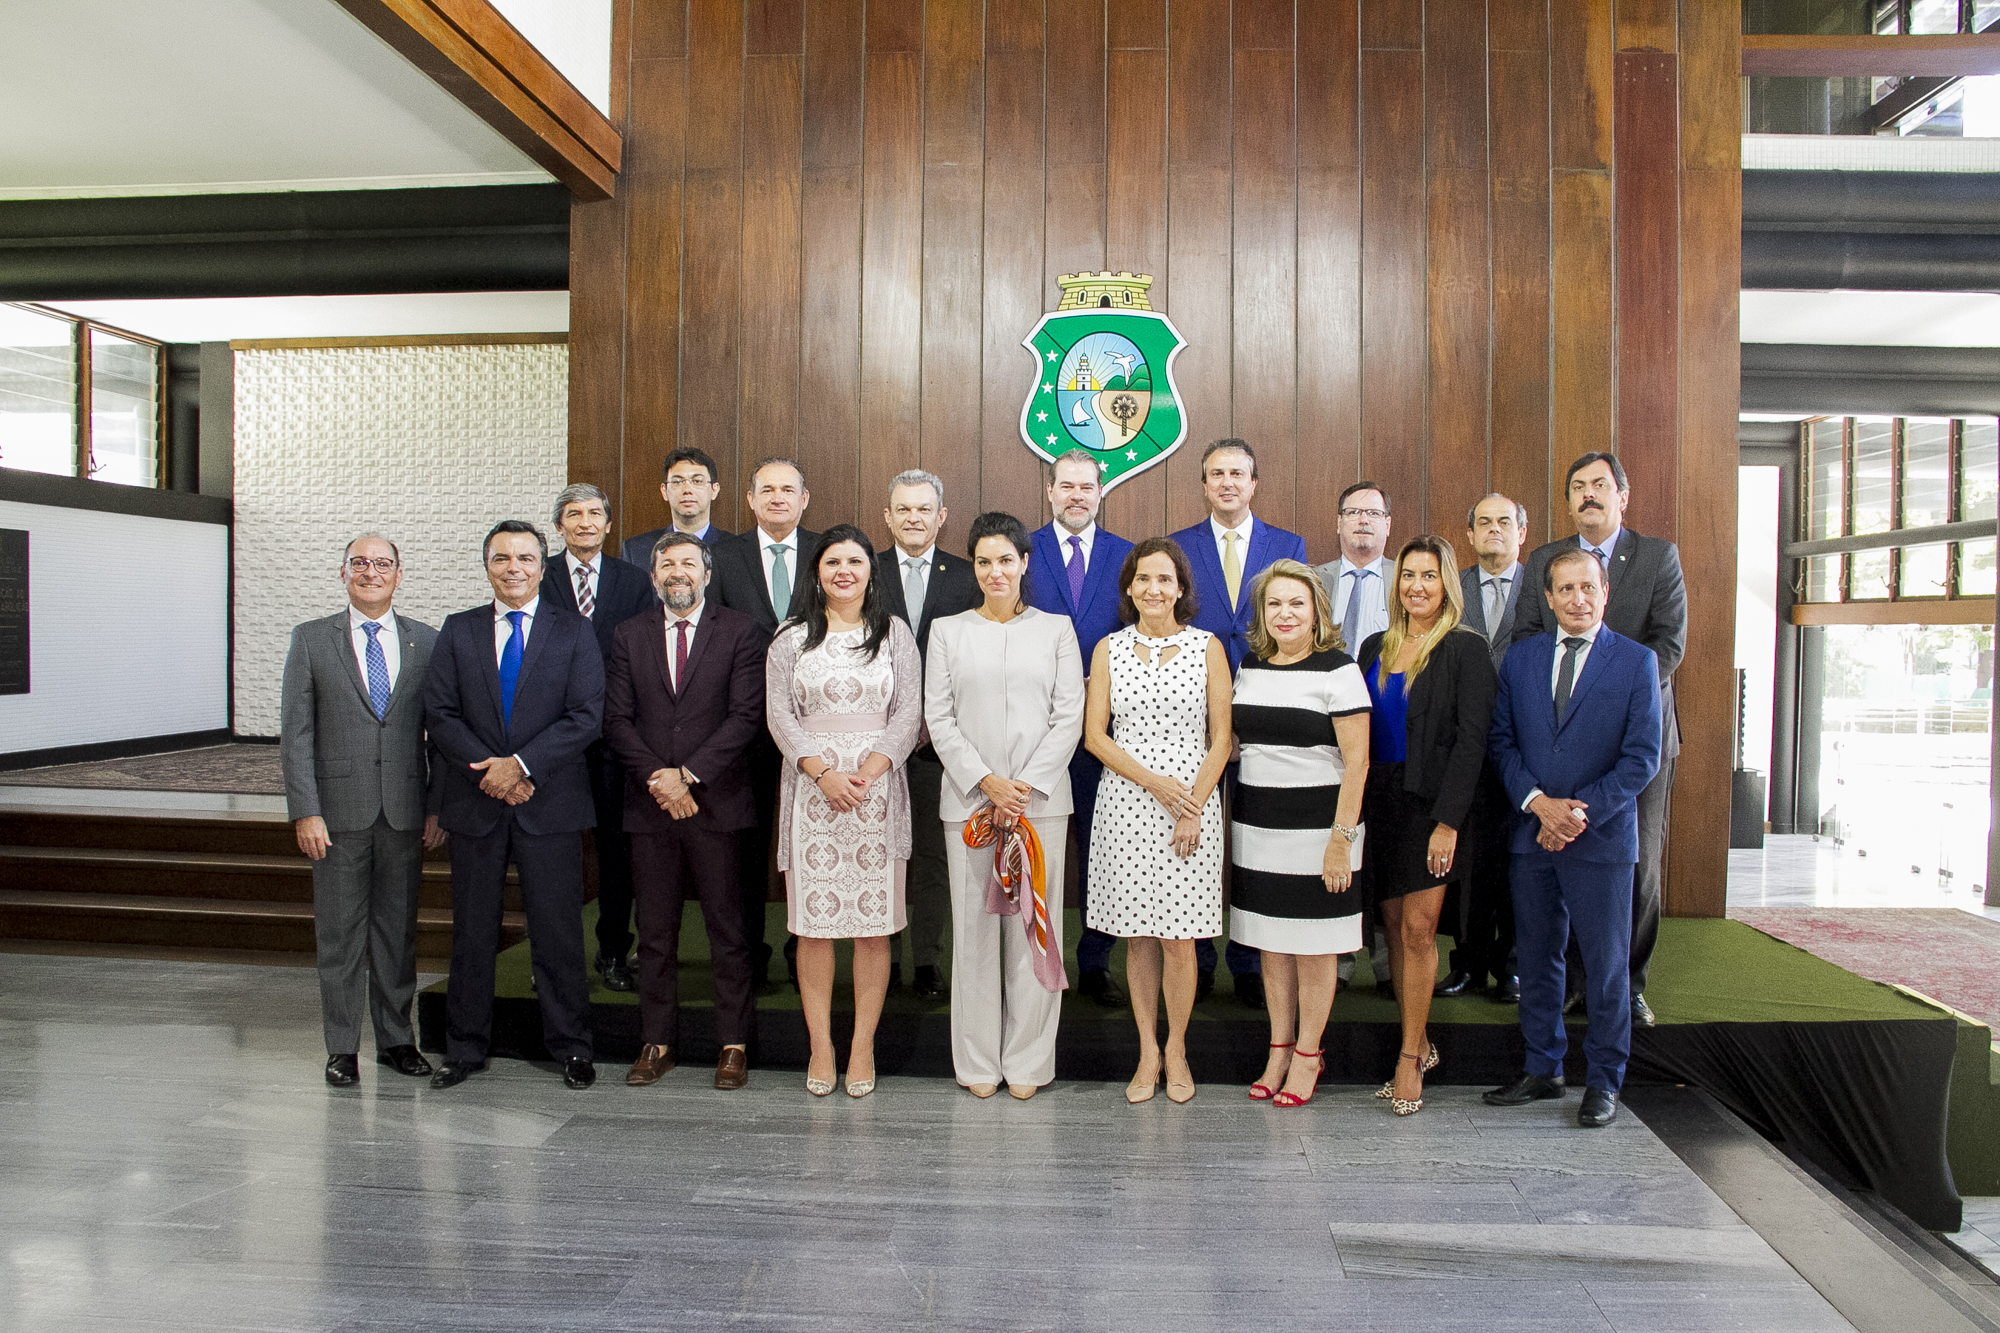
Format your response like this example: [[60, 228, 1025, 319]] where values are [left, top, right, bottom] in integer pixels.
[[1169, 438, 1308, 1009], [1483, 548, 1661, 1128], [542, 483, 659, 993], [425, 520, 606, 1091], [620, 446, 733, 565], [1027, 448, 1133, 1007]]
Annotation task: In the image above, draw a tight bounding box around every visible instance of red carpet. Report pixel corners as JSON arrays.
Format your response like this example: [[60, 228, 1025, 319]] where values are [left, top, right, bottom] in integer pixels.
[[1734, 907, 2000, 1035]]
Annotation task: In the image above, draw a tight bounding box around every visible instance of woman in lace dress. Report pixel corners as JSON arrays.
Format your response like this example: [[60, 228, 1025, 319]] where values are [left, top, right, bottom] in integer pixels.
[[766, 524, 922, 1098], [1083, 537, 1233, 1105]]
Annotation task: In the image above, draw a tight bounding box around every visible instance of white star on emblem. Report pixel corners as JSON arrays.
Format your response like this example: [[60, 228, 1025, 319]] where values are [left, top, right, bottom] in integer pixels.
[[1126, 449, 1138, 460], [1046, 434, 1058, 446], [1042, 382, 1053, 394], [1046, 349, 1058, 362], [1036, 411, 1048, 422], [1099, 462, 1109, 473]]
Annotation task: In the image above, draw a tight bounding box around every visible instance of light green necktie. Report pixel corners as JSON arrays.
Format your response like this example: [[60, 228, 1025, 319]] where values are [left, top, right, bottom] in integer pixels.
[[768, 543, 790, 617]]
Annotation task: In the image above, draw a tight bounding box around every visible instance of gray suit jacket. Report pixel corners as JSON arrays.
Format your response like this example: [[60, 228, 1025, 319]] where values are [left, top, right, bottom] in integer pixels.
[[280, 610, 439, 832], [1459, 562, 1527, 670]]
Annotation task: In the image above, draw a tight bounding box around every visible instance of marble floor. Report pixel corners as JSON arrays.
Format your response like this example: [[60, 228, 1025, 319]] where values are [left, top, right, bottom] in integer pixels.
[[0, 953, 1870, 1333], [1728, 834, 2000, 923]]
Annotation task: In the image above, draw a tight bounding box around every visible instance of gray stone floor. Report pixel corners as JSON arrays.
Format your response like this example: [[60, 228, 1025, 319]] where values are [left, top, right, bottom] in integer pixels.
[[0, 952, 1858, 1331]]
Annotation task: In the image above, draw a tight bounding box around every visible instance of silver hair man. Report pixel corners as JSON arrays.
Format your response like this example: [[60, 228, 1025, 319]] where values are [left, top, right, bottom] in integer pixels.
[[886, 468, 945, 507], [551, 482, 610, 528]]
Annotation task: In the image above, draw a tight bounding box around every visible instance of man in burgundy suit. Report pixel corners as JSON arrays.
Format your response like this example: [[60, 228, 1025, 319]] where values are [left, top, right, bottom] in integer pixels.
[[603, 532, 771, 1090]]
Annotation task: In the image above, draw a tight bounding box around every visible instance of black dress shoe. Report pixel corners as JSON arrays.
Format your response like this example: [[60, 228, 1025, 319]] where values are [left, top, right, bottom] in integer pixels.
[[1235, 973, 1267, 1011], [1194, 970, 1215, 1003], [596, 952, 635, 992], [1562, 989, 1586, 1016], [324, 1054, 359, 1087], [1434, 970, 1476, 998], [1578, 1086, 1620, 1127], [912, 964, 947, 1000], [1482, 1072, 1566, 1106], [1078, 968, 1126, 1008], [376, 1045, 433, 1077], [1631, 993, 1656, 1028], [563, 1057, 597, 1089], [430, 1060, 482, 1089], [1494, 974, 1521, 1003]]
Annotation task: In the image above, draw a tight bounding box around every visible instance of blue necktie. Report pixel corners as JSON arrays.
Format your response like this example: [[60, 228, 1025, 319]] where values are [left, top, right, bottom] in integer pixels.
[[361, 621, 391, 720], [499, 610, 526, 725]]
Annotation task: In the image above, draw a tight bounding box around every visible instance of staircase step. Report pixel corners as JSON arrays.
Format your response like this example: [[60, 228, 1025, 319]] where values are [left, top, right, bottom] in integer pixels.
[[0, 888, 525, 954], [0, 808, 451, 862], [0, 845, 520, 909]]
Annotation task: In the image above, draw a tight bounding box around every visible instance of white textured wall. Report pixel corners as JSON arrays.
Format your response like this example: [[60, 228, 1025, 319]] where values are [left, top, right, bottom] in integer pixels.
[[0, 501, 228, 755], [232, 343, 568, 737]]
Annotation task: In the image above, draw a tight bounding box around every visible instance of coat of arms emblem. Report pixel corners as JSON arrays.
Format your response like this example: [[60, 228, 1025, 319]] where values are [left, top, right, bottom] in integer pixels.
[[1018, 272, 1188, 491]]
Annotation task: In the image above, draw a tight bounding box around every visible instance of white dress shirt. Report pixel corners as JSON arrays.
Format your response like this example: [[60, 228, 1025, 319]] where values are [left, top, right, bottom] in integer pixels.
[[1055, 521, 1098, 570], [1331, 556, 1391, 643], [663, 600, 704, 691], [491, 596, 539, 776], [1477, 560, 1521, 640], [563, 550, 601, 615], [1522, 621, 1603, 811], [347, 605, 401, 690], [1208, 514, 1255, 584], [1579, 527, 1622, 585], [757, 527, 799, 611]]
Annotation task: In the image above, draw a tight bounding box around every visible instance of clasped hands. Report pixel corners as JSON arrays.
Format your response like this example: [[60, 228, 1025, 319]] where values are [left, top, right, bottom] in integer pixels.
[[807, 752, 891, 812], [978, 774, 1034, 829], [1143, 773, 1205, 860], [1528, 794, 1590, 852], [471, 755, 534, 806], [647, 767, 699, 819]]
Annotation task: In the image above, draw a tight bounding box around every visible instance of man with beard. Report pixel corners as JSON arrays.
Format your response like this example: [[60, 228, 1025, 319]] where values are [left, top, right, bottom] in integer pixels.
[[603, 532, 770, 1089], [1510, 453, 1685, 1030]]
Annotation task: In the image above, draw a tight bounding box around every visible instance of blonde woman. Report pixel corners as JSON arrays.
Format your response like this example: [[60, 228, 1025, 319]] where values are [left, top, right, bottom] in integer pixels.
[[1353, 535, 1496, 1115], [1230, 561, 1371, 1108]]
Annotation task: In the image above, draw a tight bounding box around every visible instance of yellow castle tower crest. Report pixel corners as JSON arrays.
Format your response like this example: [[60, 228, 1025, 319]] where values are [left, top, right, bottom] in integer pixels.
[[1055, 271, 1154, 312]]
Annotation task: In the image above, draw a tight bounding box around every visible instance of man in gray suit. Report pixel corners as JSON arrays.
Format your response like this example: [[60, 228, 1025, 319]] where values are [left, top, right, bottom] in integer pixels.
[[281, 534, 445, 1087], [1511, 453, 1688, 1029], [1439, 494, 1530, 1001]]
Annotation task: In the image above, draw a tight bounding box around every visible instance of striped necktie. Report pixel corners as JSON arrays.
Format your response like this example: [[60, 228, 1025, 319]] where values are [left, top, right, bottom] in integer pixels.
[[574, 561, 595, 617]]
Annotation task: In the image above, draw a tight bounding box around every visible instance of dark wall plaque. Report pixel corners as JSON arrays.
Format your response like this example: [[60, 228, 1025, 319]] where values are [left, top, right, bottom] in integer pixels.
[[0, 530, 27, 695]]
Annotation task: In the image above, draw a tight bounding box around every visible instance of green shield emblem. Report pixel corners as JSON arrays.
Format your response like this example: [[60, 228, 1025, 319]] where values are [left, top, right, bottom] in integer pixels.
[[1019, 272, 1188, 491]]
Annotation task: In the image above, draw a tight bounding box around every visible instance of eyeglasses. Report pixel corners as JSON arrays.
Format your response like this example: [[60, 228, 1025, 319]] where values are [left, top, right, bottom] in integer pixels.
[[1339, 507, 1389, 520], [346, 558, 399, 573]]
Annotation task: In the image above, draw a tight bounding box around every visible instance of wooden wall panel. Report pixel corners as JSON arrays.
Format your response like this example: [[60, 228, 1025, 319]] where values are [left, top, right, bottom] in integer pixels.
[[1164, 0, 1233, 536], [918, 0, 983, 542], [1360, 48, 1426, 532], [571, 0, 1742, 918], [1295, 0, 1359, 564], [798, 0, 865, 534], [1615, 52, 1681, 545], [1101, 29, 1170, 546]]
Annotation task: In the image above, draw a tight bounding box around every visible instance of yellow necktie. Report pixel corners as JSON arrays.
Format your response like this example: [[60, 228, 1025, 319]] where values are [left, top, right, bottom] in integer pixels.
[[1222, 531, 1242, 608]]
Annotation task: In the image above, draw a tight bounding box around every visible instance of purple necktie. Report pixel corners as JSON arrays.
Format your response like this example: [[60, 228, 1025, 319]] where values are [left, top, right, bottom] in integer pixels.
[[1065, 535, 1086, 609]]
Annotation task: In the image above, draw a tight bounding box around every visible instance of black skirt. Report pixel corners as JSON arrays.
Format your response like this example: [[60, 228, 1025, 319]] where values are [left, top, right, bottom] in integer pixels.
[[1356, 761, 1472, 906]]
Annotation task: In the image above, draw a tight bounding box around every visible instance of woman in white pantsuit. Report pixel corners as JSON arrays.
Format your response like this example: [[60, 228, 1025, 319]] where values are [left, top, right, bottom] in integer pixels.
[[924, 512, 1086, 1100]]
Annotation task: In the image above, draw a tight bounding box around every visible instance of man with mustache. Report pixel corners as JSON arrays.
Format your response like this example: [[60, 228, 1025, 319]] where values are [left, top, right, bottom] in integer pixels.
[[1510, 453, 1686, 1030], [603, 533, 770, 1089]]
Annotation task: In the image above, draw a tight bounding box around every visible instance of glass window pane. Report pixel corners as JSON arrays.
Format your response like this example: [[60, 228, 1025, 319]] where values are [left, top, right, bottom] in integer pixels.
[[1980, 3, 2000, 34], [1808, 555, 1842, 603], [1902, 418, 1951, 529], [1962, 419, 1996, 523], [1902, 543, 1950, 597], [1851, 548, 1893, 600], [1851, 418, 1895, 536], [86, 331, 158, 488], [0, 304, 78, 477], [1962, 539, 1997, 598], [1808, 418, 1845, 540], [1909, 0, 1962, 32]]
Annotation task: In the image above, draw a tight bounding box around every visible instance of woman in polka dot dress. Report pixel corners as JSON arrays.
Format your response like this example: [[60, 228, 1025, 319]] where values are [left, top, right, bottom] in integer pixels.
[[1084, 537, 1233, 1105]]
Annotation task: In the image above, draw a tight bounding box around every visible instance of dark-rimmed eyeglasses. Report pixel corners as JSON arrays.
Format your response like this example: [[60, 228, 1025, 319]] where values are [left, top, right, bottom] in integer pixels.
[[346, 558, 400, 573], [1339, 507, 1389, 520]]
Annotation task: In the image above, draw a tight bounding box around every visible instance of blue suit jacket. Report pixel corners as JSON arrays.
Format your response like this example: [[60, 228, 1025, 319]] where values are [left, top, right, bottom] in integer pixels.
[[1028, 523, 1135, 667], [1168, 516, 1309, 671], [1488, 627, 1662, 864], [423, 598, 605, 838]]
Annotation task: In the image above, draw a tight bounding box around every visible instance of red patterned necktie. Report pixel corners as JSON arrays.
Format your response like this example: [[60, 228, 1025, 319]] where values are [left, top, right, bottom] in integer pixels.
[[673, 618, 690, 693]]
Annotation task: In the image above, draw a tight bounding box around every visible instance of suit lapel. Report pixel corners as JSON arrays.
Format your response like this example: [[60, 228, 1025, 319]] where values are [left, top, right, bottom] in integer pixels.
[[1460, 573, 1488, 637], [1606, 528, 1638, 608], [477, 607, 507, 722], [513, 604, 558, 720], [1185, 525, 1227, 615], [383, 617, 424, 717], [326, 612, 373, 713], [1079, 535, 1120, 622], [1039, 529, 1077, 616], [644, 607, 679, 699], [676, 610, 717, 695], [1555, 630, 1612, 735]]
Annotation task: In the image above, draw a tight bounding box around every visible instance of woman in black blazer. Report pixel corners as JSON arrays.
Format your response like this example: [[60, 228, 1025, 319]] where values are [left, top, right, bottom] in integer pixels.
[[1354, 534, 1497, 1116]]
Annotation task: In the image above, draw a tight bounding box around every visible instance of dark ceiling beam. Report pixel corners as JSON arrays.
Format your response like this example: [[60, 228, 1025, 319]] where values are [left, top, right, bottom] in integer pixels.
[[329, 0, 619, 200], [1741, 343, 2000, 416], [1742, 33, 2000, 76], [0, 185, 570, 300]]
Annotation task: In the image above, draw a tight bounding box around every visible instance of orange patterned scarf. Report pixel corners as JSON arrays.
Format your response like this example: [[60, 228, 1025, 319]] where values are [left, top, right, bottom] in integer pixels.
[[963, 807, 1067, 992]]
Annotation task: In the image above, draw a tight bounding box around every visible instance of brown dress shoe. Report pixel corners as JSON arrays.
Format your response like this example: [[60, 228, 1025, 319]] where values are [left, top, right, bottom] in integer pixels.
[[714, 1046, 749, 1090], [626, 1044, 675, 1086]]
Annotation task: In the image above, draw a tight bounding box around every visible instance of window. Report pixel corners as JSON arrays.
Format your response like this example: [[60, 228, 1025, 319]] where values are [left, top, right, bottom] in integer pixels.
[[0, 304, 78, 478], [1797, 414, 1998, 606], [0, 303, 162, 488]]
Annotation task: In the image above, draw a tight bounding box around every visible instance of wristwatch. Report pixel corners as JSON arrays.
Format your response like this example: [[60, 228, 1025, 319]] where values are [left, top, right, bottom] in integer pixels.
[[1330, 820, 1360, 842]]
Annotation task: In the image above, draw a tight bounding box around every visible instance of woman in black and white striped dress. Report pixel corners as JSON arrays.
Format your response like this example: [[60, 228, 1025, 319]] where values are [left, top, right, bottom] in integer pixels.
[[1230, 560, 1372, 1108]]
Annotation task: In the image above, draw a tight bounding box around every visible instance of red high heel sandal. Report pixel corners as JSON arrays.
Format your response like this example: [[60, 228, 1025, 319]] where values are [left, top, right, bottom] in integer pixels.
[[1249, 1042, 1295, 1101], [1272, 1049, 1324, 1108]]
